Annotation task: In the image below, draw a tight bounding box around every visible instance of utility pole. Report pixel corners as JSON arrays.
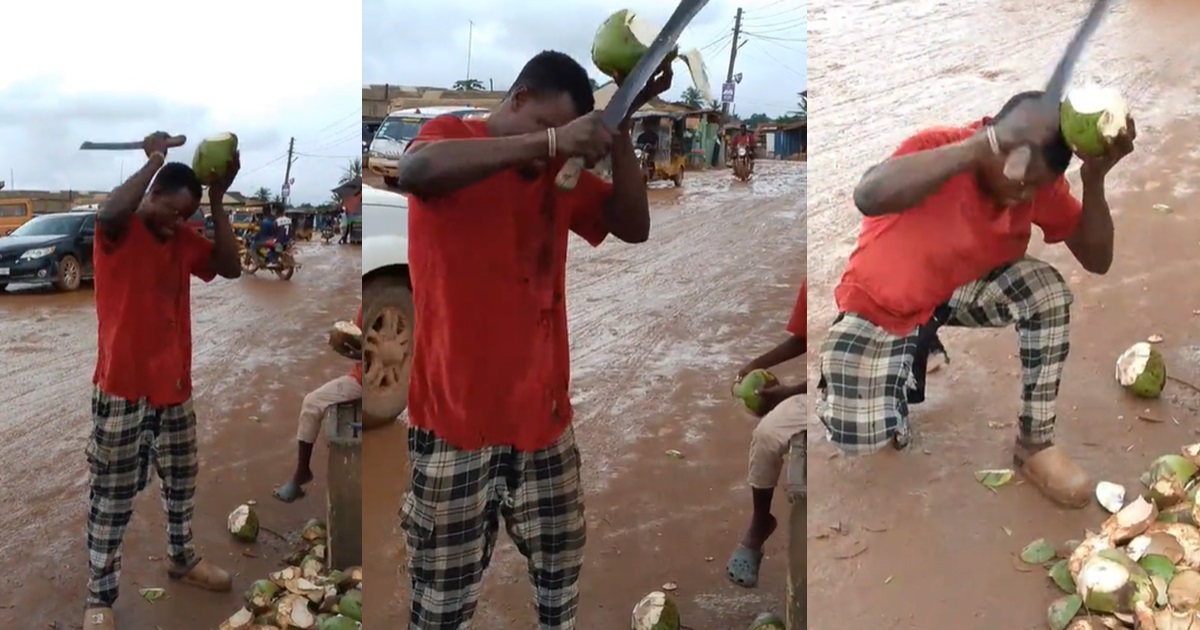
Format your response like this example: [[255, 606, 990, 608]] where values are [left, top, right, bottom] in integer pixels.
[[721, 7, 744, 117], [281, 137, 295, 205], [466, 20, 474, 81]]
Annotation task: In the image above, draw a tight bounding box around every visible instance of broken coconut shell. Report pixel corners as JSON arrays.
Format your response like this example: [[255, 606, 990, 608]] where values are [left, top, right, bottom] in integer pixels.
[[1158, 503, 1200, 527], [1048, 594, 1084, 630], [1183, 442, 1200, 467], [1049, 559, 1077, 594], [1145, 522, 1200, 569], [1066, 617, 1125, 630], [244, 579, 280, 613], [1154, 607, 1200, 630], [1070, 533, 1115, 583], [217, 607, 255, 630], [275, 593, 317, 629], [1021, 538, 1057, 564], [1150, 455, 1199, 487], [1139, 554, 1180, 582], [1167, 569, 1200, 610], [1095, 481, 1126, 514], [228, 504, 260, 543], [631, 591, 682, 630], [1128, 532, 1186, 564], [1150, 476, 1190, 509], [1077, 548, 1158, 613], [1100, 495, 1158, 543]]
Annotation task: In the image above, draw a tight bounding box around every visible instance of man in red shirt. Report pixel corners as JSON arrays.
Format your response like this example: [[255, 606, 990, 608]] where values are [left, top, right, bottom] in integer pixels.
[[816, 92, 1135, 508], [273, 304, 363, 502], [85, 133, 243, 630], [394, 50, 670, 629], [727, 279, 807, 588], [731, 123, 757, 167]]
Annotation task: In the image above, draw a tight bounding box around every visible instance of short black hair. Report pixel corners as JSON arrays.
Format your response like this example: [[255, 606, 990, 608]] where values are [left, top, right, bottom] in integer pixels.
[[152, 162, 203, 200], [994, 91, 1073, 175], [511, 50, 595, 116]]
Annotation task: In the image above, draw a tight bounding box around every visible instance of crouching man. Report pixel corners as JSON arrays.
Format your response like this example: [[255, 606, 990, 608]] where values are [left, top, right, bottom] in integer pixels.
[[274, 305, 363, 502], [816, 92, 1134, 508]]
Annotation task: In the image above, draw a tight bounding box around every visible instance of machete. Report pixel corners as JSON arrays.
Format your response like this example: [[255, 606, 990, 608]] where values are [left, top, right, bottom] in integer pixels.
[[555, 0, 711, 190], [1003, 0, 1114, 181], [80, 135, 187, 151]]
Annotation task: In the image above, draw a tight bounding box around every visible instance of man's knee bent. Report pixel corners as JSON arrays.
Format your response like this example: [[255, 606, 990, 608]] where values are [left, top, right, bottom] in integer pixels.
[[1015, 259, 1074, 316]]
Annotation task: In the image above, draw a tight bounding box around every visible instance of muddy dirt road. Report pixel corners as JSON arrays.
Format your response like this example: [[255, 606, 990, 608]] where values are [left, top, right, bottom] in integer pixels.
[[0, 242, 360, 629], [808, 1, 1200, 628], [363, 162, 806, 628]]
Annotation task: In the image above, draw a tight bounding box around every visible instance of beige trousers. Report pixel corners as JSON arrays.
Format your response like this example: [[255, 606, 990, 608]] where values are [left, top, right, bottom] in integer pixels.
[[297, 376, 362, 443], [748, 394, 807, 489]]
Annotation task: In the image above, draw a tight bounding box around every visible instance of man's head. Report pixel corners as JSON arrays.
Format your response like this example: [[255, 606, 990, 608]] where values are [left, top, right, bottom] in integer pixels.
[[977, 91, 1074, 207], [138, 162, 202, 239], [492, 50, 594, 138], [740, 124, 748, 132]]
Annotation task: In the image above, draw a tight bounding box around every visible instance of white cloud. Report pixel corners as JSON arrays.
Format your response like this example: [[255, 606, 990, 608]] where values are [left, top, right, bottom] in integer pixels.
[[363, 0, 805, 117], [0, 0, 362, 204]]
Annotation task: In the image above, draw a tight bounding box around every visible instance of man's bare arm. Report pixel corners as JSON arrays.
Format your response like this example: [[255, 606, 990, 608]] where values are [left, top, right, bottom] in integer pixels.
[[853, 133, 991, 217], [602, 131, 651, 243], [396, 134, 547, 199], [1064, 174, 1114, 275], [208, 195, 242, 278], [97, 153, 164, 242]]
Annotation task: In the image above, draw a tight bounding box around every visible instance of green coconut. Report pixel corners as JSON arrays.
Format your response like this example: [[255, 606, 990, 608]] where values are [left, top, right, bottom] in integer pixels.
[[732, 369, 781, 415], [192, 132, 239, 183], [631, 591, 681, 630], [244, 579, 280, 613], [337, 590, 362, 622], [1115, 342, 1166, 399], [318, 615, 362, 630], [746, 612, 785, 629], [1060, 85, 1129, 157], [1047, 594, 1084, 630], [1076, 549, 1158, 613], [227, 503, 259, 543], [591, 10, 711, 99]]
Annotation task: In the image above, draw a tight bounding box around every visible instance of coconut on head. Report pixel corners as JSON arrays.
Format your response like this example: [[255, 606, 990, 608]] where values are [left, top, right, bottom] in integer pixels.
[[1115, 341, 1167, 399], [228, 504, 260, 543], [1076, 548, 1158, 613], [192, 132, 239, 183], [631, 591, 681, 630], [591, 10, 711, 99], [731, 369, 780, 416], [1060, 85, 1129, 157]]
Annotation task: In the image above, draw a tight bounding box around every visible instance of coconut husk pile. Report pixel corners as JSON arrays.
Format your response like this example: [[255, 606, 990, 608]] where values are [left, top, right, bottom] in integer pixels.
[[219, 518, 363, 630], [630, 590, 784, 629], [1031, 445, 1200, 629]]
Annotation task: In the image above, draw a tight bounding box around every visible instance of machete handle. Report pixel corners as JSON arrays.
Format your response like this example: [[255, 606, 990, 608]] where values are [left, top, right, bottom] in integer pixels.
[[555, 157, 586, 191], [1003, 145, 1032, 181]]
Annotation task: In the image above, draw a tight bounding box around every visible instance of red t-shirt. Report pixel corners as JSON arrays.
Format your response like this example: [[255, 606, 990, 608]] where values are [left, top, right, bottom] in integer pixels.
[[93, 216, 216, 406], [835, 123, 1082, 336], [733, 134, 755, 148], [350, 304, 362, 384], [406, 115, 613, 451], [786, 279, 806, 339]]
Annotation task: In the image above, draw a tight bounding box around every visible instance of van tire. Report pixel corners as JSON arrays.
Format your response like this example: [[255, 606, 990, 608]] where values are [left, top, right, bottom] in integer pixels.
[[362, 273, 414, 429]]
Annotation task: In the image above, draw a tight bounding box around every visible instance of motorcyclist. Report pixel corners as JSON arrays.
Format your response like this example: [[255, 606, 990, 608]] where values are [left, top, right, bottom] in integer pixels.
[[635, 117, 660, 160], [252, 207, 278, 267], [732, 124, 757, 169]]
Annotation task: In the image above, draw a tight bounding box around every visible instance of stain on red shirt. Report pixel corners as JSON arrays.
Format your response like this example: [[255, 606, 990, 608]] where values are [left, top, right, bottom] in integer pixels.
[[406, 115, 613, 450], [93, 216, 216, 406], [834, 123, 1082, 336]]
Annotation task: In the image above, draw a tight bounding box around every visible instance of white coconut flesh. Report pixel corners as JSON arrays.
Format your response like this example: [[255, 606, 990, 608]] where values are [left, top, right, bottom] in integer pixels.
[[1096, 481, 1126, 513], [1116, 342, 1154, 387], [1102, 495, 1157, 543], [1065, 85, 1129, 140], [596, 12, 711, 99], [1078, 553, 1151, 613], [631, 591, 679, 630], [218, 607, 254, 630], [276, 593, 316, 628], [334, 321, 362, 337], [228, 504, 256, 536]]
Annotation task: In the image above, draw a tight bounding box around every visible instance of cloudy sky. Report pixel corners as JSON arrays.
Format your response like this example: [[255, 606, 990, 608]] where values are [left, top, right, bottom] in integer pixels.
[[363, 0, 805, 117], [0, 1, 361, 205]]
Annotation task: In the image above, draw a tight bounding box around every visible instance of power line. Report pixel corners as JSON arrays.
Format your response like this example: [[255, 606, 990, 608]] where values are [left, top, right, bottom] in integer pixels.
[[743, 17, 806, 35], [743, 31, 806, 46], [747, 41, 805, 80]]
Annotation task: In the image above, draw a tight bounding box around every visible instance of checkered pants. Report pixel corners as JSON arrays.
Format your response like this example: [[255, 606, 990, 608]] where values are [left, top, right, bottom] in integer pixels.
[[401, 425, 587, 630], [86, 388, 199, 608], [816, 257, 1073, 453]]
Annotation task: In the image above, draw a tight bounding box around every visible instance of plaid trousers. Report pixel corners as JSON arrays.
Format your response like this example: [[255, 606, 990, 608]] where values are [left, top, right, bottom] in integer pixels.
[[86, 388, 199, 608], [816, 257, 1073, 453], [402, 425, 587, 630]]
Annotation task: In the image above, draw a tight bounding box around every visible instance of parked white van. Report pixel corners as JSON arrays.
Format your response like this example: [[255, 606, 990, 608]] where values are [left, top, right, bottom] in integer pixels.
[[361, 184, 413, 426], [366, 106, 489, 188]]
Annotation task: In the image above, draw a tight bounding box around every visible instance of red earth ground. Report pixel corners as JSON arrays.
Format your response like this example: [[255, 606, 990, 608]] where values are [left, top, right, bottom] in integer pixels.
[[808, 0, 1200, 628], [0, 242, 360, 629], [363, 162, 807, 628]]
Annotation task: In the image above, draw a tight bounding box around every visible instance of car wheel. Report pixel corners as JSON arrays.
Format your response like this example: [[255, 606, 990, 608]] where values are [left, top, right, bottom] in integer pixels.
[[54, 255, 82, 291], [362, 273, 414, 429]]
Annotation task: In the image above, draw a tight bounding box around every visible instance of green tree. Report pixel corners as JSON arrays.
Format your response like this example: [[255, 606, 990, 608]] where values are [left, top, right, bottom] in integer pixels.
[[679, 87, 704, 108], [793, 90, 807, 118], [252, 186, 272, 202], [452, 78, 485, 91], [743, 113, 772, 126]]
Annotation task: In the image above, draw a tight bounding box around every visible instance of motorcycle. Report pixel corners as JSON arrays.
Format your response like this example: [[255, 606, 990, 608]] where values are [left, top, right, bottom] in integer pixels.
[[732, 145, 753, 182], [241, 236, 300, 280], [320, 225, 336, 244]]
